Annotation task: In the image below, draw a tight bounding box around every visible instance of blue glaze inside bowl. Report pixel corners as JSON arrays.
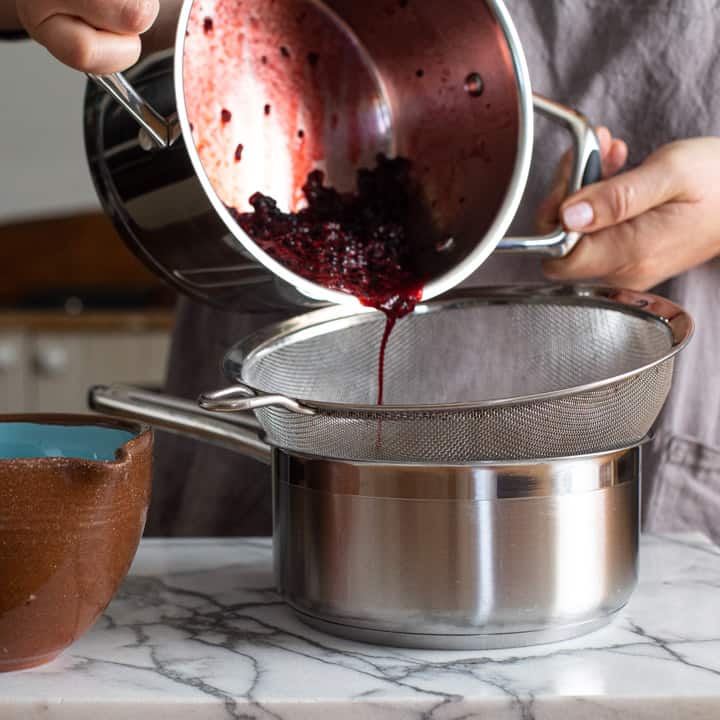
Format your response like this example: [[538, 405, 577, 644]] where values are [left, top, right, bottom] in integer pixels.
[[0, 424, 136, 461]]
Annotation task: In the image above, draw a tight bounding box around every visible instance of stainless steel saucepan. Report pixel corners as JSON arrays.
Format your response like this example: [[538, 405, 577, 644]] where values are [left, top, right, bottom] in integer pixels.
[[90, 383, 640, 651], [84, 0, 601, 311]]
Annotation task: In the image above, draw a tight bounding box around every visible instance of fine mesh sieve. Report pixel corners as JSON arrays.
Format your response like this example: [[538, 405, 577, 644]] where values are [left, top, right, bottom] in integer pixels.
[[202, 286, 693, 462]]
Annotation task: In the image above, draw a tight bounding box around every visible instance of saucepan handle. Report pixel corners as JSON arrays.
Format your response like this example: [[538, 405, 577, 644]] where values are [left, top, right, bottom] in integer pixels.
[[88, 384, 272, 465], [199, 385, 317, 416], [497, 94, 602, 258], [87, 73, 181, 149]]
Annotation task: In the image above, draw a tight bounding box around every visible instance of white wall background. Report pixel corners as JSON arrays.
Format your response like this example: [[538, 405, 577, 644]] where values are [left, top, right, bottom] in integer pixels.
[[0, 40, 100, 224]]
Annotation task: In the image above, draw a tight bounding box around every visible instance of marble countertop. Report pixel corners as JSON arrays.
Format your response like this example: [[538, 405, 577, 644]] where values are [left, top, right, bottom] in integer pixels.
[[2, 534, 719, 719]]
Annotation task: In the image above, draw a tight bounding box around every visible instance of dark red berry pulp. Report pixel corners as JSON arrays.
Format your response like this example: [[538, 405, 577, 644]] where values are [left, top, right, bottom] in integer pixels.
[[229, 155, 433, 404]]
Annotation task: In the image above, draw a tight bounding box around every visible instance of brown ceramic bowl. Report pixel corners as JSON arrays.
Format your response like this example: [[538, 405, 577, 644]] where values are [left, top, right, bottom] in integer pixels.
[[0, 415, 152, 672]]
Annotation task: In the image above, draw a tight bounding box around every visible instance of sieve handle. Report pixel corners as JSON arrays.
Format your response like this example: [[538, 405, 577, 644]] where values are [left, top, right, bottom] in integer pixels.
[[497, 94, 602, 258], [199, 385, 317, 416], [88, 384, 272, 465]]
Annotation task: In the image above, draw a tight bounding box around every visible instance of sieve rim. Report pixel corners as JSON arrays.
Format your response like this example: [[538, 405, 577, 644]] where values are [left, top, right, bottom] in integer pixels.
[[223, 284, 694, 413]]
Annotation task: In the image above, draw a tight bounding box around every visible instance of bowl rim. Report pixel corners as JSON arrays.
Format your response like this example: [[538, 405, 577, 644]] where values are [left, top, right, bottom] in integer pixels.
[[0, 414, 152, 467]]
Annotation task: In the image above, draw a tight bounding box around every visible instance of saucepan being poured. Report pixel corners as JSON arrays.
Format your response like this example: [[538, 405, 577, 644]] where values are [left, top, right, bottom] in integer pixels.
[[179, 0, 533, 321], [90, 0, 601, 402]]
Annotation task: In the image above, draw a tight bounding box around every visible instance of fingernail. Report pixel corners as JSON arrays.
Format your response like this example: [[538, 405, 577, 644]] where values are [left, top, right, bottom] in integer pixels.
[[562, 201, 594, 230]]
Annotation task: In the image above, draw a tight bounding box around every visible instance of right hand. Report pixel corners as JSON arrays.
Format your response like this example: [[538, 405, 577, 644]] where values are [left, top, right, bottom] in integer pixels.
[[17, 0, 160, 74], [535, 127, 629, 234]]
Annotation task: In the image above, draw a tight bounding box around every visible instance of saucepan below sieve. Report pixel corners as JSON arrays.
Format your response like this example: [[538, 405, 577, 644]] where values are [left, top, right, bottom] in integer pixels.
[[89, 383, 643, 650], [196, 285, 693, 463], [88, 285, 691, 649]]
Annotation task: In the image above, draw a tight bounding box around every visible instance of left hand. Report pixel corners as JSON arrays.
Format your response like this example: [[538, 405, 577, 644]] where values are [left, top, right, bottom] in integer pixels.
[[539, 135, 720, 291]]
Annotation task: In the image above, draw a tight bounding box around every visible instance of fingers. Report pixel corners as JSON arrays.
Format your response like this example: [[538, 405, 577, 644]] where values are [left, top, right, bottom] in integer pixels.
[[19, 0, 159, 36], [543, 137, 720, 290], [544, 221, 642, 284], [536, 127, 627, 234], [31, 14, 143, 73], [595, 126, 629, 177], [558, 153, 679, 234], [535, 149, 573, 234], [541, 207, 701, 291], [17, 0, 159, 72], [604, 138, 628, 177]]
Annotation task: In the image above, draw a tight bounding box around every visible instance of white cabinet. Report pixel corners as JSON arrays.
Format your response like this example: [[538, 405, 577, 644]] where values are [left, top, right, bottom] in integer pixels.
[[0, 329, 171, 414]]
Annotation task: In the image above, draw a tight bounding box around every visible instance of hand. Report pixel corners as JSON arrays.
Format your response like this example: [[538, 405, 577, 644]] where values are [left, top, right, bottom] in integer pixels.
[[539, 134, 720, 291], [536, 127, 628, 235], [16, 0, 160, 73]]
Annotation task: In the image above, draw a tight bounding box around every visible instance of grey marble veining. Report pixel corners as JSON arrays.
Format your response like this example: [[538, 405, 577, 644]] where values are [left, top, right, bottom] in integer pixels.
[[1, 534, 719, 719]]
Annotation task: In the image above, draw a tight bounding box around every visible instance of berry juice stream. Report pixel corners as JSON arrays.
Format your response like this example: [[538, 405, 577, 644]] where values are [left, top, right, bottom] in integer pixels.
[[230, 155, 431, 405]]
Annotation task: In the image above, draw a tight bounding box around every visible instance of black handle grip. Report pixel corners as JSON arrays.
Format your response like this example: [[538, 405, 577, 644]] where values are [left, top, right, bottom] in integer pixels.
[[582, 149, 603, 187]]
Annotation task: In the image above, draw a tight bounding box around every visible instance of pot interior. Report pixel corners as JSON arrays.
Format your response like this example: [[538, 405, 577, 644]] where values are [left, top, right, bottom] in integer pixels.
[[180, 0, 523, 294]]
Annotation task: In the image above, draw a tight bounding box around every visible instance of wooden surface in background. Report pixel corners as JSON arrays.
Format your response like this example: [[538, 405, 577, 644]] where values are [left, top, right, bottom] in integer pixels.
[[0, 212, 175, 305], [0, 310, 175, 332]]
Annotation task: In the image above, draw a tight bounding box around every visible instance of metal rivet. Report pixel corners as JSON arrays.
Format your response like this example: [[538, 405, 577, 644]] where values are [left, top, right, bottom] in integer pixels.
[[435, 237, 456, 253], [138, 128, 157, 152], [464, 72, 485, 97]]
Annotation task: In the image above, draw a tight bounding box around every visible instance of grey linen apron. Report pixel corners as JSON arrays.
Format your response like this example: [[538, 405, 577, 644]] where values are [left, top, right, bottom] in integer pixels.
[[150, 0, 720, 540]]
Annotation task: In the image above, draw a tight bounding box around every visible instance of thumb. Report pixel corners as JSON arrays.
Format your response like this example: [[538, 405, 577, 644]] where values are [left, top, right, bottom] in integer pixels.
[[559, 154, 679, 233]]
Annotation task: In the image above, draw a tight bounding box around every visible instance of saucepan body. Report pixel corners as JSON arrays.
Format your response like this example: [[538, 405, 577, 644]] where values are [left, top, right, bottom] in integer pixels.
[[273, 444, 639, 649], [84, 0, 599, 311]]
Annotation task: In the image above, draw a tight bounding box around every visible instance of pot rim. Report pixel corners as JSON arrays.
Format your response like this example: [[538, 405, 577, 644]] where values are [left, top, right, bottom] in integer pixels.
[[270, 435, 647, 469], [172, 0, 535, 306]]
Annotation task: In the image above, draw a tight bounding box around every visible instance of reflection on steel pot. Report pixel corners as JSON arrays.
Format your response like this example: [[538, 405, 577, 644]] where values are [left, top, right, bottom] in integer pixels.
[[89, 384, 640, 651], [84, 0, 601, 312]]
